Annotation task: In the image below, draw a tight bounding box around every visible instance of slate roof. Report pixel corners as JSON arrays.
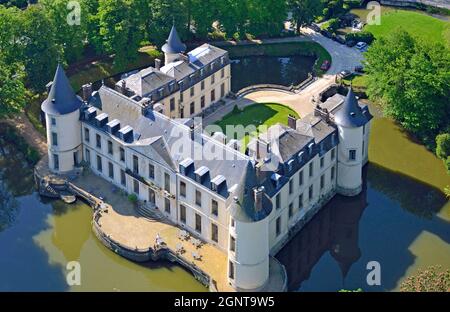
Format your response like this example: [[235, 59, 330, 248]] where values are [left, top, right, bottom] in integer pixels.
[[42, 64, 83, 115], [162, 25, 186, 54], [333, 88, 370, 128], [123, 67, 176, 97]]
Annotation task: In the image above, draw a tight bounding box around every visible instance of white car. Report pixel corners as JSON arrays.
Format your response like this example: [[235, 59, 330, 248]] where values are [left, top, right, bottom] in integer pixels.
[[355, 42, 367, 50]]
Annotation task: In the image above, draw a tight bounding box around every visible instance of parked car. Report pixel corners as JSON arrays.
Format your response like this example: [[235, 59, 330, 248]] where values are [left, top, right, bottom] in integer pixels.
[[310, 23, 321, 32], [346, 40, 356, 47], [338, 70, 352, 79], [355, 42, 368, 50], [354, 65, 365, 73], [321, 30, 332, 38], [334, 36, 346, 45], [320, 60, 331, 71]]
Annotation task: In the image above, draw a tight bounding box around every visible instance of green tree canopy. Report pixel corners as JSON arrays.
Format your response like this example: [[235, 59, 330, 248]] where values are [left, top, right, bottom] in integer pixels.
[[289, 0, 323, 32], [0, 56, 27, 118]]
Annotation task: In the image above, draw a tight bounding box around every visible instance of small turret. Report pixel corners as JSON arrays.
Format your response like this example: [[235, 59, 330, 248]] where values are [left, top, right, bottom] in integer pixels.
[[162, 25, 186, 65]]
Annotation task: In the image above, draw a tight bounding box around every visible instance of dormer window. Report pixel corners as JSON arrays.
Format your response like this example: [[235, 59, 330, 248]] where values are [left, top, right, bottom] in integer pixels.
[[298, 151, 304, 163], [200, 68, 204, 76], [308, 143, 315, 155], [158, 87, 164, 97], [221, 56, 225, 65], [210, 62, 215, 70], [287, 159, 294, 172], [179, 158, 194, 176], [211, 175, 226, 193], [194, 166, 209, 184]]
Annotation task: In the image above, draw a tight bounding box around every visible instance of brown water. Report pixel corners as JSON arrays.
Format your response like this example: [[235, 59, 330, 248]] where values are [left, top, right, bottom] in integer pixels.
[[277, 103, 450, 291]]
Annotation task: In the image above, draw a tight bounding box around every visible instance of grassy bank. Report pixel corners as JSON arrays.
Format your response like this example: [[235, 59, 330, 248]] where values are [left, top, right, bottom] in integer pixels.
[[222, 41, 332, 75], [0, 123, 40, 166]]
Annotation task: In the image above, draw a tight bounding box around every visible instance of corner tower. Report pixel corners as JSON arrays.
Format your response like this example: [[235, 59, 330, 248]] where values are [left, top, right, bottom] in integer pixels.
[[162, 25, 186, 65], [41, 64, 83, 173], [334, 88, 371, 196]]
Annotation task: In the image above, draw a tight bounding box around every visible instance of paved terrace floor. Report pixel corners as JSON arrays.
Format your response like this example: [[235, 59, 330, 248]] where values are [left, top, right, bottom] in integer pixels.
[[72, 172, 285, 292]]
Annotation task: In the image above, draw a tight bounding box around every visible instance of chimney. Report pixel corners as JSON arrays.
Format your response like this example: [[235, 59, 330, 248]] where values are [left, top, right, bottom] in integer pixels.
[[288, 114, 297, 130], [254, 186, 265, 212], [120, 80, 127, 95], [155, 58, 162, 71], [82, 83, 93, 102], [46, 81, 53, 94]]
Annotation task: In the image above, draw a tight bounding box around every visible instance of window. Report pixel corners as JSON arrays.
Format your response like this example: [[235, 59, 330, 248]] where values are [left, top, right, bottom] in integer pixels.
[[211, 199, 218, 217], [133, 155, 139, 174], [331, 148, 336, 161], [108, 162, 114, 179], [120, 169, 126, 186], [180, 205, 186, 224], [309, 185, 313, 200], [276, 217, 281, 236], [149, 164, 155, 179], [362, 141, 365, 156], [170, 98, 175, 112], [96, 134, 101, 149], [211, 223, 218, 243], [179, 181, 186, 197], [331, 166, 335, 181], [309, 162, 314, 177], [320, 174, 325, 190], [221, 68, 225, 78], [230, 218, 235, 228], [289, 179, 293, 194], [148, 188, 155, 204], [120, 147, 125, 162], [210, 89, 216, 102], [51, 132, 58, 146], [349, 149, 356, 161], [96, 155, 102, 172], [200, 96, 205, 108], [53, 154, 59, 170], [211, 73, 215, 85], [108, 140, 113, 155], [164, 173, 170, 192], [289, 203, 294, 219], [276, 194, 281, 210], [190, 102, 195, 115], [51, 118, 56, 126], [298, 194, 303, 210], [133, 179, 139, 194], [165, 198, 171, 214], [190, 87, 194, 97], [84, 128, 90, 142], [221, 83, 225, 98], [180, 91, 184, 103], [195, 213, 202, 233], [195, 190, 202, 206], [201, 80, 205, 90], [229, 261, 235, 280], [299, 170, 304, 186], [85, 148, 91, 164], [320, 157, 324, 168], [230, 236, 236, 252]]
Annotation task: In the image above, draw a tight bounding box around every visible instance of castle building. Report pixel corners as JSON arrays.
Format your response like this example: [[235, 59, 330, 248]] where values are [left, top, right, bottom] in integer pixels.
[[41, 27, 372, 291]]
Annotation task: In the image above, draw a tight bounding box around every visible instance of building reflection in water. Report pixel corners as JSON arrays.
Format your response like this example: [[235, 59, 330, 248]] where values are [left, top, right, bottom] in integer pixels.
[[277, 170, 368, 291]]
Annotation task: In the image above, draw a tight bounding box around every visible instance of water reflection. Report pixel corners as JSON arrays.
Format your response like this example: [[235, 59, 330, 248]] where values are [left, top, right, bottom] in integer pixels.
[[230, 55, 316, 92], [277, 164, 450, 292]]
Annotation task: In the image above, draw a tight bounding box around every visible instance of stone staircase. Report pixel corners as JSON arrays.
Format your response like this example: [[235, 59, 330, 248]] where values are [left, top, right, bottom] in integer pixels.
[[136, 203, 165, 222]]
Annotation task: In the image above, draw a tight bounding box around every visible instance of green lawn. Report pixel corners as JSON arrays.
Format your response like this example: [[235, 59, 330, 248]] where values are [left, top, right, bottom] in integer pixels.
[[223, 42, 332, 75], [363, 9, 450, 46], [213, 103, 299, 151]]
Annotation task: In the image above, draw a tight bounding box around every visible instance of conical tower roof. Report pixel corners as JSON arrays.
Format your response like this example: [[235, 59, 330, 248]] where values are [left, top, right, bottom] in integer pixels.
[[162, 25, 186, 54], [42, 64, 82, 115], [334, 88, 367, 128]]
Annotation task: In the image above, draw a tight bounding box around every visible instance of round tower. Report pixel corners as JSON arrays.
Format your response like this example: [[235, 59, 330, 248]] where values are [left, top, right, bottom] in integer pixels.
[[227, 163, 272, 291], [41, 64, 83, 173], [334, 88, 368, 196], [161, 25, 186, 65]]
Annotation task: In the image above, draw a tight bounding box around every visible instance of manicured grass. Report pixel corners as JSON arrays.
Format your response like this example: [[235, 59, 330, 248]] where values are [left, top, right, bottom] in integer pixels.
[[213, 103, 299, 151], [68, 47, 163, 91], [362, 9, 450, 46], [222, 42, 332, 75]]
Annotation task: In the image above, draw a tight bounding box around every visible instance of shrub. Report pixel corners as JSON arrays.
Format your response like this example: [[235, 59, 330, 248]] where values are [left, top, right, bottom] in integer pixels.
[[436, 133, 450, 160], [232, 32, 242, 42], [346, 32, 375, 44], [208, 30, 227, 41], [128, 193, 138, 204], [400, 265, 450, 292]]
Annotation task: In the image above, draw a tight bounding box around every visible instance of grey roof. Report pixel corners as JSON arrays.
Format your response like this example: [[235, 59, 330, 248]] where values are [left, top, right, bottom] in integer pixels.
[[42, 64, 83, 115], [162, 25, 186, 54], [333, 88, 369, 128], [121, 67, 175, 97], [187, 44, 228, 67], [228, 161, 273, 223]]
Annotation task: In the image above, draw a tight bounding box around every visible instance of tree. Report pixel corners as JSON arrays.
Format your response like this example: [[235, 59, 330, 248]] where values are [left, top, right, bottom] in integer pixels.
[[0, 56, 27, 118], [436, 133, 450, 174], [96, 0, 148, 69], [246, 0, 287, 37], [289, 0, 323, 33], [364, 29, 450, 143], [0, 5, 23, 65], [400, 266, 450, 292], [41, 0, 88, 63]]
